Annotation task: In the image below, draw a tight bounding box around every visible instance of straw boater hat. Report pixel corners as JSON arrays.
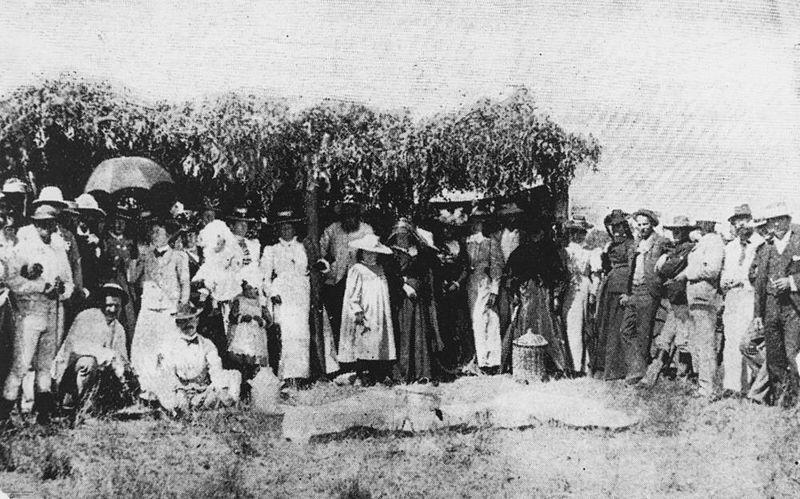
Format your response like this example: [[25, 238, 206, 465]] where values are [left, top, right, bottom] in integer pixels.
[[761, 202, 791, 221], [272, 209, 304, 225], [663, 215, 698, 231], [728, 204, 753, 223], [30, 205, 59, 221], [349, 234, 393, 254], [98, 282, 128, 305], [75, 193, 106, 217], [631, 208, 659, 226], [564, 215, 594, 232], [31, 186, 68, 209]]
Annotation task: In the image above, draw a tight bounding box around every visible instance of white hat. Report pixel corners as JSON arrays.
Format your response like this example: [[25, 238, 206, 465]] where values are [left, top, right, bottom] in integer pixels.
[[761, 202, 791, 221], [75, 193, 106, 217], [32, 186, 67, 209], [2, 178, 27, 194], [349, 234, 393, 255]]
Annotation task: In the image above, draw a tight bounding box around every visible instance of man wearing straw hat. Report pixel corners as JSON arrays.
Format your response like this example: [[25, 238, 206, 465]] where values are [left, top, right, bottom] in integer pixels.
[[752, 202, 800, 407], [0, 205, 74, 425], [152, 303, 240, 413], [719, 204, 763, 395]]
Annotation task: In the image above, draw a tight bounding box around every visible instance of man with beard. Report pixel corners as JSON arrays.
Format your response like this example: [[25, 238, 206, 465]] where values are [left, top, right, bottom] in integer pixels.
[[620, 209, 670, 384], [752, 202, 800, 407], [317, 194, 374, 349], [52, 283, 130, 413], [720, 205, 763, 395], [74, 193, 107, 305]]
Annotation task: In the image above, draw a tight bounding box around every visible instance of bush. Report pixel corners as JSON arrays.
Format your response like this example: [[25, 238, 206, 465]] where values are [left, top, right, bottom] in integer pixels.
[[39, 446, 72, 480]]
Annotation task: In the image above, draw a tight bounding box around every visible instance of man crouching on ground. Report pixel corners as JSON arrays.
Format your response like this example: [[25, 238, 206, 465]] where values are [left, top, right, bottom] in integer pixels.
[[153, 303, 240, 414], [52, 283, 132, 415]]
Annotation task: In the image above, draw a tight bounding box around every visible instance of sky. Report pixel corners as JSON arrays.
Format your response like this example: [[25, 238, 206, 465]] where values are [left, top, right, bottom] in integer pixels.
[[2, 0, 800, 223]]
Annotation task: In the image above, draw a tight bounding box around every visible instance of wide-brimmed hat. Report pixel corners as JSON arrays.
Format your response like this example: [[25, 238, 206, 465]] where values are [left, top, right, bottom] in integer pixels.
[[172, 302, 202, 321], [334, 193, 364, 215], [728, 204, 753, 222], [349, 234, 393, 255], [227, 206, 258, 223], [30, 205, 59, 221], [496, 202, 524, 216], [631, 208, 659, 226], [603, 209, 629, 227], [114, 196, 140, 219], [663, 215, 698, 230], [75, 193, 106, 217], [63, 200, 80, 216], [272, 209, 304, 225], [32, 186, 68, 209], [761, 202, 791, 220], [2, 178, 27, 194], [564, 215, 594, 232], [98, 282, 128, 305]]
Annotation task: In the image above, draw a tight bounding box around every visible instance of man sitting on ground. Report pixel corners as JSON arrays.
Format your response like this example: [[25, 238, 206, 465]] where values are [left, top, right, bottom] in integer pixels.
[[153, 303, 240, 414], [52, 283, 132, 413]]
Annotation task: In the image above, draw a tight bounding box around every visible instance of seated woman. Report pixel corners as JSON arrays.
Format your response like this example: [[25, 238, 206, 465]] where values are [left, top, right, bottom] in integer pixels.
[[52, 283, 135, 414], [153, 303, 240, 414]]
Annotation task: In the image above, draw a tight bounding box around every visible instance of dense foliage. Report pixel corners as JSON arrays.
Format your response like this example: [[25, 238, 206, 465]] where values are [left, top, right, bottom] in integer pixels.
[[0, 73, 600, 216]]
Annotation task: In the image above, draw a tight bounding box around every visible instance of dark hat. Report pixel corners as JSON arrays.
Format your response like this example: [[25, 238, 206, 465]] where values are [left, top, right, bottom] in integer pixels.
[[663, 215, 698, 230], [603, 209, 629, 226], [271, 209, 304, 225], [631, 208, 659, 226], [728, 204, 753, 222], [98, 282, 128, 305], [114, 196, 140, 219], [334, 193, 364, 215], [227, 206, 258, 223], [172, 302, 202, 321], [201, 197, 222, 213], [564, 215, 594, 232]]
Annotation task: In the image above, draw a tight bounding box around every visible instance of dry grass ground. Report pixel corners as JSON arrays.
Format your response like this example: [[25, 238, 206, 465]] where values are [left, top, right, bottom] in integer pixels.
[[2, 376, 800, 498]]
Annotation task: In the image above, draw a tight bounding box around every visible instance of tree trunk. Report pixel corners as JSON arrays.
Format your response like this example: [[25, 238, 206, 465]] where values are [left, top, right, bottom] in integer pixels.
[[305, 163, 326, 379]]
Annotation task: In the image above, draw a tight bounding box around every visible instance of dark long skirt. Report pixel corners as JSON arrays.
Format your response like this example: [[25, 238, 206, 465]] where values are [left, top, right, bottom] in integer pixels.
[[0, 301, 14, 391], [501, 279, 567, 374], [394, 296, 444, 383], [594, 280, 627, 380], [437, 288, 473, 370]]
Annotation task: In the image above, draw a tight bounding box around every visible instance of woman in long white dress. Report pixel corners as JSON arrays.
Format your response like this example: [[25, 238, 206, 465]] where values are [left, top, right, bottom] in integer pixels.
[[260, 210, 311, 381], [338, 234, 396, 384]]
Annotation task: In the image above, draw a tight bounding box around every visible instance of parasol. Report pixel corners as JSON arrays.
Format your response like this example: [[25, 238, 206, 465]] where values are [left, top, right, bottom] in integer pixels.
[[84, 157, 174, 193]]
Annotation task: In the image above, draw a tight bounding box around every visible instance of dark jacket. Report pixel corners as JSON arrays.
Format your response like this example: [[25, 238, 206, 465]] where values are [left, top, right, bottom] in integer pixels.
[[753, 226, 800, 317], [626, 233, 671, 297]]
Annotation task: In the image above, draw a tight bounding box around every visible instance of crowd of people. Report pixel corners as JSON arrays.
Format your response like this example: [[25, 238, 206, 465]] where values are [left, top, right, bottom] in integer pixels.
[[0, 173, 797, 427]]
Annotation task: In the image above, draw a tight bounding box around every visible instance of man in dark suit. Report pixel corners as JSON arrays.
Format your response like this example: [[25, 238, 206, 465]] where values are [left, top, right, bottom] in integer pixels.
[[620, 208, 671, 384], [753, 202, 800, 407]]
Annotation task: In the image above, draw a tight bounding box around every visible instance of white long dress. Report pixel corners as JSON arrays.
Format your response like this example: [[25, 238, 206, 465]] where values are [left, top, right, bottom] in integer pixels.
[[564, 242, 592, 372], [338, 263, 396, 363], [261, 237, 311, 379]]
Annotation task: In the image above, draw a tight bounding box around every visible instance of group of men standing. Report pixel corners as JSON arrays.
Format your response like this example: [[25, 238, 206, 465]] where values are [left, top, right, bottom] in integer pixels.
[[606, 202, 800, 406]]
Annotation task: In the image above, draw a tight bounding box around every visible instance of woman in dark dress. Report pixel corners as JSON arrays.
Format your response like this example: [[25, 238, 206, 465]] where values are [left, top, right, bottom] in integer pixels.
[[593, 209, 636, 380], [434, 222, 473, 372], [387, 218, 444, 383], [501, 220, 569, 375]]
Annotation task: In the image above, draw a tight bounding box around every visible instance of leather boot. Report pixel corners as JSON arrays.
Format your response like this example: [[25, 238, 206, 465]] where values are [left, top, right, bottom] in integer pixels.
[[34, 392, 54, 425]]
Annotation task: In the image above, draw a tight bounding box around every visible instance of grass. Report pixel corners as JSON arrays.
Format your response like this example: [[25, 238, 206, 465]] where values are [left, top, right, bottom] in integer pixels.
[[1, 377, 800, 497]]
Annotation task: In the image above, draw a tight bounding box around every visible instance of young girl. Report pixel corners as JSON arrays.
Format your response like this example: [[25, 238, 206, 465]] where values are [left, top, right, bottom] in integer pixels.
[[338, 234, 396, 385], [228, 275, 271, 398]]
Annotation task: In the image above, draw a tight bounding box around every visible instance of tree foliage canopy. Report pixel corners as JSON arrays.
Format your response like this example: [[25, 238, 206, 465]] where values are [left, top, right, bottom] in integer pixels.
[[0, 74, 600, 216]]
